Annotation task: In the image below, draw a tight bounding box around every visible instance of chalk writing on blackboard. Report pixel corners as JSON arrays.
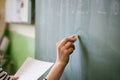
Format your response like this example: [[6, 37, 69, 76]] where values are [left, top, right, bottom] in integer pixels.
[[96, 0, 107, 14], [112, 0, 119, 15]]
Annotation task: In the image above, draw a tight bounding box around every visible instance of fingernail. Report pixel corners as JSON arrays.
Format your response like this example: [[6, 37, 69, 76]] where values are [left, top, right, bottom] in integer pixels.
[[72, 34, 77, 38], [72, 35, 75, 38]]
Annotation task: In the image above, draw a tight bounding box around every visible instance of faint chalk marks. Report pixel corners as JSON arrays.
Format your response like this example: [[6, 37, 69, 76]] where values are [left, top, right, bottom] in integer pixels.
[[96, 0, 107, 15], [111, 0, 120, 15], [77, 0, 90, 15]]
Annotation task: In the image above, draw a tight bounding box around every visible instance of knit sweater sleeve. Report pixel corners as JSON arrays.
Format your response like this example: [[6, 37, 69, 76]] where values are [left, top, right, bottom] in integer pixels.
[[0, 68, 12, 80]]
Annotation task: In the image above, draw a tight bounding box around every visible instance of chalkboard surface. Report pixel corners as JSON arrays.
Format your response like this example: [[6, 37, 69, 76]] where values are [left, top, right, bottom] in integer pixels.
[[36, 0, 120, 80]]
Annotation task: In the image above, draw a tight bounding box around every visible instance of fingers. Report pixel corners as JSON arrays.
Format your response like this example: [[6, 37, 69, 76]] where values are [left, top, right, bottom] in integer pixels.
[[56, 34, 77, 65], [62, 42, 75, 55], [67, 47, 74, 54], [57, 34, 77, 48], [57, 34, 77, 55], [64, 42, 75, 49], [12, 76, 19, 80]]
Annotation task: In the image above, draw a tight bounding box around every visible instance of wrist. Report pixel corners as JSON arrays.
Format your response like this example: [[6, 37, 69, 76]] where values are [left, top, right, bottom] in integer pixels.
[[46, 61, 67, 80], [55, 61, 68, 68]]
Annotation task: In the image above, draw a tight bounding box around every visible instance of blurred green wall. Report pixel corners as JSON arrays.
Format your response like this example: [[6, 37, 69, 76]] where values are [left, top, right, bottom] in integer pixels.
[[7, 26, 35, 73]]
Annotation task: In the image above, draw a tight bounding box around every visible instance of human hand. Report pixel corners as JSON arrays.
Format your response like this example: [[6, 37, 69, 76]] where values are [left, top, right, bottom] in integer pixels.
[[11, 76, 19, 80], [46, 35, 77, 80], [56, 34, 77, 66]]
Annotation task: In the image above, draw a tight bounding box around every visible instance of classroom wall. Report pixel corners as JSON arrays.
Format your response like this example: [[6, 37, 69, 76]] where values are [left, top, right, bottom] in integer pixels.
[[7, 24, 35, 72], [36, 0, 120, 80], [0, 0, 6, 40]]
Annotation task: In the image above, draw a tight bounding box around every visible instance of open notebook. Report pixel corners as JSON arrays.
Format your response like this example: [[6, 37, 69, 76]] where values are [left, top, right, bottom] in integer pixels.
[[15, 57, 54, 80]]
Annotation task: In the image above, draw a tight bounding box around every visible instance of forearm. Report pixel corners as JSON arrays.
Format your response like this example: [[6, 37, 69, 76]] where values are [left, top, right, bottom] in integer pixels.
[[46, 35, 77, 80], [46, 62, 67, 80]]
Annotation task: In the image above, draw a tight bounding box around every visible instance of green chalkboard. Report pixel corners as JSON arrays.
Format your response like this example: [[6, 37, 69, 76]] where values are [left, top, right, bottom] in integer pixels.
[[36, 0, 120, 80]]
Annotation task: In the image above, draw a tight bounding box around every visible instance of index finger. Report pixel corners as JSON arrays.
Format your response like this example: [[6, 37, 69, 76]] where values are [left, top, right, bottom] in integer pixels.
[[59, 35, 77, 47]]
